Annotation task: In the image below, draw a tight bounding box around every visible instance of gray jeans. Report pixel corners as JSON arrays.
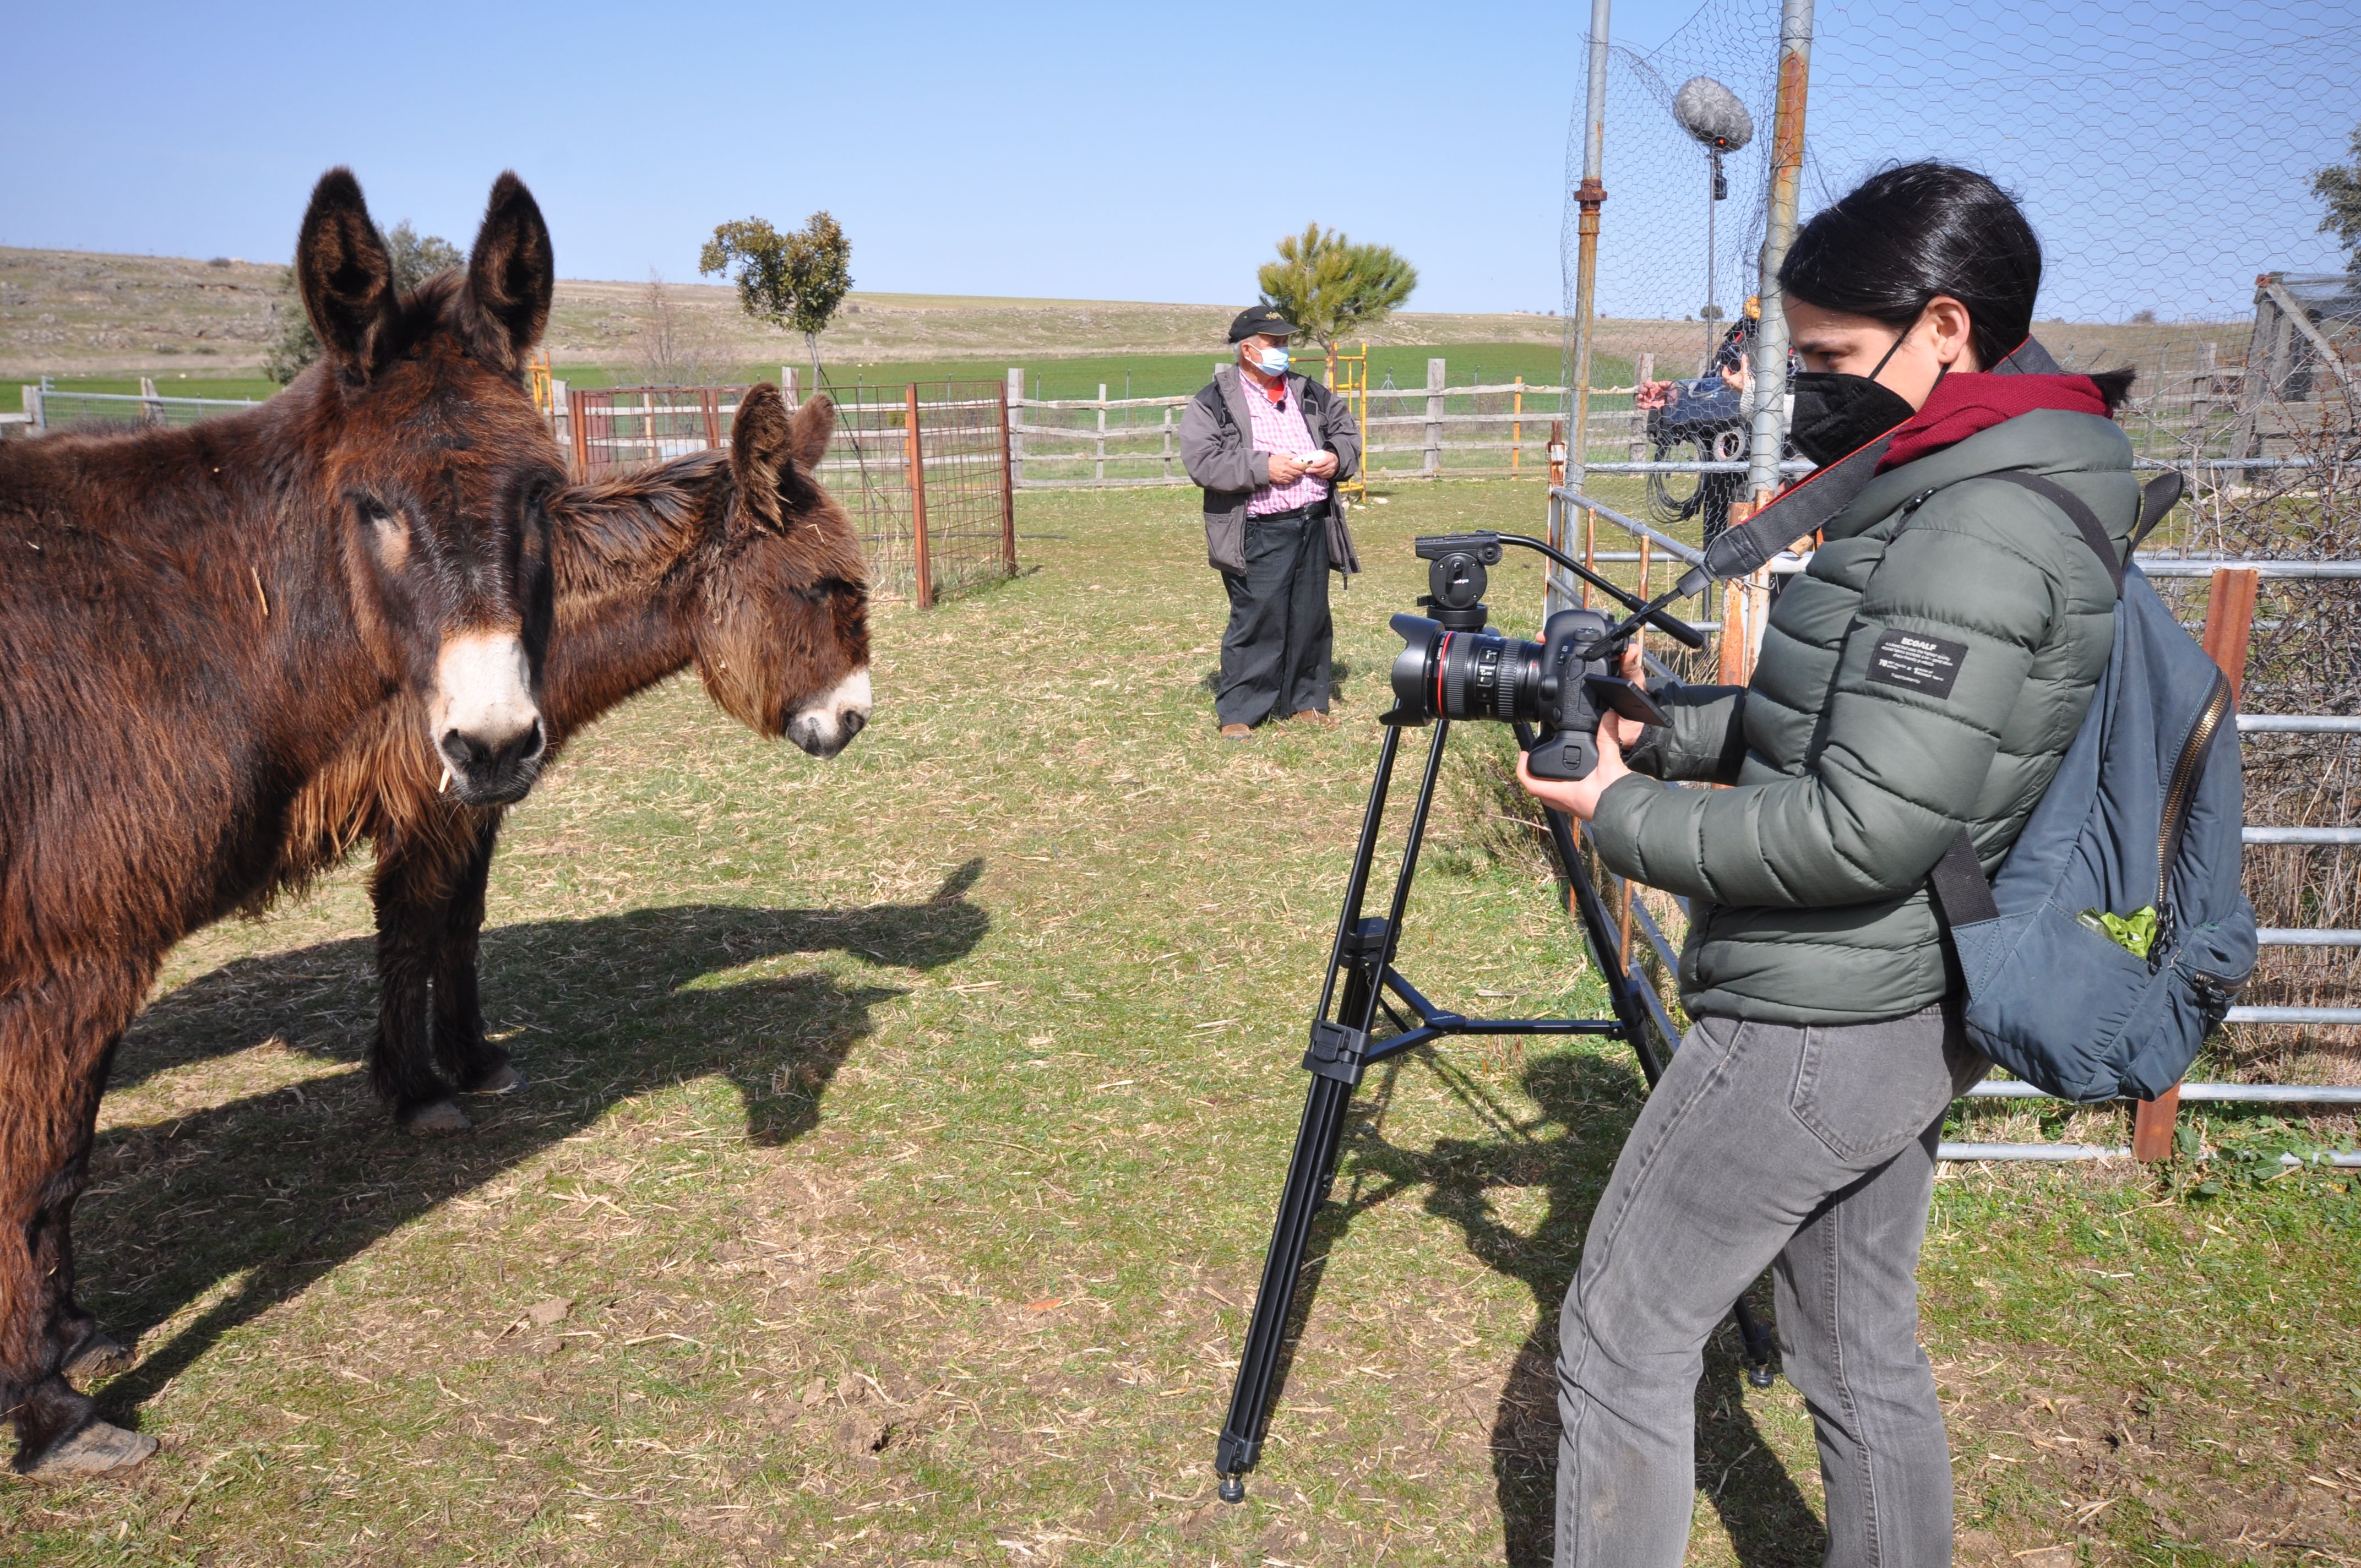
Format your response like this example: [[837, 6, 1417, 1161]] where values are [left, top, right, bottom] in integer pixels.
[[1554, 1005, 1985, 1568]]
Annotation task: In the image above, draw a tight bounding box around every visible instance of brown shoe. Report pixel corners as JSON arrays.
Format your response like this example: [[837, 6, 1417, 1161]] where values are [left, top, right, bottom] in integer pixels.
[[1290, 709, 1335, 727], [1219, 723, 1252, 740]]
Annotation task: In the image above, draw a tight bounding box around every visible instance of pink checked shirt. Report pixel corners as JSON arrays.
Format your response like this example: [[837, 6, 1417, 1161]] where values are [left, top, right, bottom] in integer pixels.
[[1241, 371, 1330, 516]]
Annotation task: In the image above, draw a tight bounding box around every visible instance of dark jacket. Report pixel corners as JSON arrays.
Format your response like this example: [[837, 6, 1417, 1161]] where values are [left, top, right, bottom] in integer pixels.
[[1180, 364, 1362, 578], [1591, 408, 2137, 1024]]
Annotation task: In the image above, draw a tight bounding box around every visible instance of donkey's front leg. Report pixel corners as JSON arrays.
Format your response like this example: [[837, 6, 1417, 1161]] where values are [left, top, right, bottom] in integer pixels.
[[433, 817, 520, 1098], [371, 834, 469, 1136], [0, 975, 157, 1479]]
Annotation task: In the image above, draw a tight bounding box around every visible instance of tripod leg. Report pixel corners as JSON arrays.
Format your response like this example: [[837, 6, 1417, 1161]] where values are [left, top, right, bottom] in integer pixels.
[[1216, 723, 1449, 1502], [1734, 1295, 1777, 1388], [1215, 1070, 1357, 1501]]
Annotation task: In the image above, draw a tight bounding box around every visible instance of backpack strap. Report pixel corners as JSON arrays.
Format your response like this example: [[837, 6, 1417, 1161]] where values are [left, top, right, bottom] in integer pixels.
[[1981, 469, 2126, 596], [1919, 467, 2126, 933], [1930, 828, 2001, 927]]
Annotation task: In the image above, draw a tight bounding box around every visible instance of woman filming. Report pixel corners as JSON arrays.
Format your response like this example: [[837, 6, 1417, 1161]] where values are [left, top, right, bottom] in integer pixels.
[[1520, 162, 2135, 1567]]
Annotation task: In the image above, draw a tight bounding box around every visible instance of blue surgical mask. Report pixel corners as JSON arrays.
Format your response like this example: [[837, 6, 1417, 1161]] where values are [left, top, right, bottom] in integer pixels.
[[1255, 346, 1290, 375]]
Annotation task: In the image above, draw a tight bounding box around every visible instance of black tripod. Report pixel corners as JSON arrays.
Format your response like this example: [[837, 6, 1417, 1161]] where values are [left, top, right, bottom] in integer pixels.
[[1211, 707, 1778, 1505]]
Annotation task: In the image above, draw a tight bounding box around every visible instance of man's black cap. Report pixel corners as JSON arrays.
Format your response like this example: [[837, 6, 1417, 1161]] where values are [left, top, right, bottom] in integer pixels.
[[1228, 304, 1297, 343]]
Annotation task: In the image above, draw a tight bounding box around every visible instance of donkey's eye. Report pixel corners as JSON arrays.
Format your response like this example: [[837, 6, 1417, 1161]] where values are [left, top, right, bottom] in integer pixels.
[[365, 508, 412, 570]]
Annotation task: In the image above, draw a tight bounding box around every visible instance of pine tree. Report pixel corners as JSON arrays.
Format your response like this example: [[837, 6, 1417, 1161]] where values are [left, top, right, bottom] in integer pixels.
[[1255, 224, 1418, 376], [2315, 123, 2361, 278]]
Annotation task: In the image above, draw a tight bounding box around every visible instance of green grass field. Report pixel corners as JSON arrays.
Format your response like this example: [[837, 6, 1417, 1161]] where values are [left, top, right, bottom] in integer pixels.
[[5, 482, 2355, 1566], [6, 345, 1605, 418], [557, 344, 1599, 407]]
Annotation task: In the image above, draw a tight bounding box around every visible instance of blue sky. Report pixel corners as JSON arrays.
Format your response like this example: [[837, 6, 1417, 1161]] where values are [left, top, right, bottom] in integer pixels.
[[4, 1, 2354, 322]]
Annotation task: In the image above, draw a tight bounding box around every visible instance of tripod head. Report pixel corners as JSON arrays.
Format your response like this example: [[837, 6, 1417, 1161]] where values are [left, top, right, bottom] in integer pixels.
[[1390, 532, 1704, 780]]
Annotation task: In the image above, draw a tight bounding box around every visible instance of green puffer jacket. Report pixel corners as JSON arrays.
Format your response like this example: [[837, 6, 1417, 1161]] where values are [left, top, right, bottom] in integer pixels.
[[1590, 409, 2137, 1024]]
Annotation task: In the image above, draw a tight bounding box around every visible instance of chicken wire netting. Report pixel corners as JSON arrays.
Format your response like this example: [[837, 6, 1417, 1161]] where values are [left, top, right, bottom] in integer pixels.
[[1559, 0, 2361, 437], [1554, 0, 2361, 1087]]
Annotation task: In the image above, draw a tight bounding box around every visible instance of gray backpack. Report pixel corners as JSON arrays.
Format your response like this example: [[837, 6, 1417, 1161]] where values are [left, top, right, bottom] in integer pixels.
[[1923, 471, 2257, 1102]]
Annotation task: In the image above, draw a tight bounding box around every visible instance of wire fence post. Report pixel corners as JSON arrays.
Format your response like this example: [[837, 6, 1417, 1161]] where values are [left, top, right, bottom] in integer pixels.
[[567, 385, 590, 474], [1745, 0, 1813, 503], [1096, 384, 1108, 485], [905, 383, 934, 611], [2134, 565, 2260, 1160], [1006, 367, 1025, 488], [996, 381, 1018, 576], [1423, 358, 1446, 478], [1553, 0, 1612, 619]]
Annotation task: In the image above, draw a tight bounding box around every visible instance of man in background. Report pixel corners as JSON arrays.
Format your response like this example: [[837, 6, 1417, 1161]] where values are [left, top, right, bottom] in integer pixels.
[[1180, 306, 1361, 739]]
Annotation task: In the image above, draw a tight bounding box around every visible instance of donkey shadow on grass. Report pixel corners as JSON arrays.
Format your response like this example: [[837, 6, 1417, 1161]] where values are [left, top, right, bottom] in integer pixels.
[[81, 861, 988, 1432], [1270, 1046, 1826, 1568]]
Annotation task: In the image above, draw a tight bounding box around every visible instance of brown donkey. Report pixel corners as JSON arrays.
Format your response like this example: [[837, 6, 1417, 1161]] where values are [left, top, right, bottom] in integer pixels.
[[266, 382, 872, 1136], [0, 168, 564, 1479]]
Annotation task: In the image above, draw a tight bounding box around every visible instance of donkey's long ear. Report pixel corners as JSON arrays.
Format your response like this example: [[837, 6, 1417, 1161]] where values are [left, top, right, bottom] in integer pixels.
[[788, 392, 836, 473], [296, 168, 399, 377], [463, 171, 554, 371], [730, 382, 792, 530]]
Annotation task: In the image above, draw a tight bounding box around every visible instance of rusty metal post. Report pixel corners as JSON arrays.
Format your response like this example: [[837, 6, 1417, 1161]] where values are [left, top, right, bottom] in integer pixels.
[[2132, 567, 2258, 1161], [1550, 0, 1612, 620], [1745, 0, 1813, 503], [700, 386, 721, 451], [905, 383, 934, 610], [996, 382, 1018, 576], [567, 385, 591, 476]]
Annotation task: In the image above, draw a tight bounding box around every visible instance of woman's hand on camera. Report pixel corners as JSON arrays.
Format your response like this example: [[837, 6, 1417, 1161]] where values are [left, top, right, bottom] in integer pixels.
[[1602, 643, 1650, 750], [1516, 724, 1631, 822]]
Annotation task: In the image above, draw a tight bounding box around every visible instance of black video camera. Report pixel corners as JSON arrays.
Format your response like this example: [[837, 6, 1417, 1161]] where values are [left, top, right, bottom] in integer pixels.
[[1387, 533, 1707, 781]]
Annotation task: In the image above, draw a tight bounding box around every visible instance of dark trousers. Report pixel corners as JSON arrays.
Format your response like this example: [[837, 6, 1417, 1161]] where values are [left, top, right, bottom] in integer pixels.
[[1217, 510, 1331, 726]]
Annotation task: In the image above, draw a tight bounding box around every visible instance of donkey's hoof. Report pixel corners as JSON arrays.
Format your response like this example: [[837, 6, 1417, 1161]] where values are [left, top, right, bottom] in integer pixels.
[[402, 1100, 474, 1138], [22, 1420, 157, 1482], [62, 1333, 133, 1389], [461, 1063, 524, 1096]]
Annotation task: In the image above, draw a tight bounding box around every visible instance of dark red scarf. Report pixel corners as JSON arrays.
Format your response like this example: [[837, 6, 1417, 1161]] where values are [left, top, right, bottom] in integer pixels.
[[1875, 372, 2112, 472]]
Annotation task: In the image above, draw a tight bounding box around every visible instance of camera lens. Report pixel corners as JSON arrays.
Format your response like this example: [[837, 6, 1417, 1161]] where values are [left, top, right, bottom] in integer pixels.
[[1389, 614, 1546, 724]]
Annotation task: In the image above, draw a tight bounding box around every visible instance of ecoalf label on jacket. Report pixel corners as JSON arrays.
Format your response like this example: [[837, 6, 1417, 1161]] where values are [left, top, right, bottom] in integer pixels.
[[1866, 629, 1968, 698]]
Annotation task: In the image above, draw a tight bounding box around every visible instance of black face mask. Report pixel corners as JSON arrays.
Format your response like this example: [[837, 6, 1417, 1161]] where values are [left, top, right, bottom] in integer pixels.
[[1786, 326, 1921, 466]]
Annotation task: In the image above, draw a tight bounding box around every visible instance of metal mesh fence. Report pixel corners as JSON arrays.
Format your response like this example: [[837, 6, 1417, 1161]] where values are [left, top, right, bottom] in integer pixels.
[[1561, 0, 2361, 474], [566, 380, 1014, 605], [812, 380, 1015, 606], [566, 386, 730, 477], [33, 388, 262, 430]]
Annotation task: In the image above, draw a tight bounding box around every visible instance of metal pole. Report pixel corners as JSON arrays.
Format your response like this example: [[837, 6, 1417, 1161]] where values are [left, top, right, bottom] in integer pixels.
[[1745, 0, 1813, 502], [1704, 154, 1718, 366], [905, 383, 934, 610], [1552, 0, 1612, 619], [2132, 567, 2257, 1160], [995, 382, 1018, 576]]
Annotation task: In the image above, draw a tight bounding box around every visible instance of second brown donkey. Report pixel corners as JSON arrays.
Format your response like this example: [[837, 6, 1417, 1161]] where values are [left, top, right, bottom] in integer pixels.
[[263, 382, 872, 1138]]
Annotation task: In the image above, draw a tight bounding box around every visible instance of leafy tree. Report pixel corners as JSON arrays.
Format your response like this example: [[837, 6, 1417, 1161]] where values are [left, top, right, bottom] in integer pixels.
[[1255, 223, 1418, 376], [2315, 122, 2361, 277], [262, 269, 320, 385], [262, 219, 463, 385], [700, 211, 853, 385], [384, 221, 464, 292]]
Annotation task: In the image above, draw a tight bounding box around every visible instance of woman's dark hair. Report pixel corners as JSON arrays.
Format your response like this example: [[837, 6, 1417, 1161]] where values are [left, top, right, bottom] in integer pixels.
[[1778, 161, 2042, 371]]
